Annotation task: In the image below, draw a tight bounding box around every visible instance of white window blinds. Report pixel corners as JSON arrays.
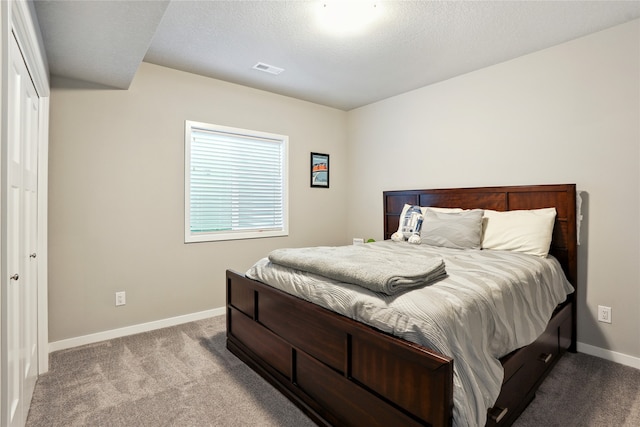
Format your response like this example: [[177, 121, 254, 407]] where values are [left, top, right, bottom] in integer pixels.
[[185, 121, 288, 242]]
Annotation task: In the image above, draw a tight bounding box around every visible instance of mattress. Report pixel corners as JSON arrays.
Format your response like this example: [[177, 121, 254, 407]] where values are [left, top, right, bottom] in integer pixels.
[[246, 240, 574, 427]]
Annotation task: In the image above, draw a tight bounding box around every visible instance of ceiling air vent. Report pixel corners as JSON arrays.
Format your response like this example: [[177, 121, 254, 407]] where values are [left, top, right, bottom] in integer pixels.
[[252, 62, 284, 75]]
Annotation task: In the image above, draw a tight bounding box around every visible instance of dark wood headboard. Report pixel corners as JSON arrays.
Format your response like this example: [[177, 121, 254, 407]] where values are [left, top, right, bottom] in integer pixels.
[[383, 184, 578, 288]]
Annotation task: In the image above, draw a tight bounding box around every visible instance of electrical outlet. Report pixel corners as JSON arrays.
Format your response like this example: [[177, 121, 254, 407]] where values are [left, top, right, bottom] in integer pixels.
[[597, 305, 611, 323], [352, 237, 364, 245], [115, 291, 126, 307]]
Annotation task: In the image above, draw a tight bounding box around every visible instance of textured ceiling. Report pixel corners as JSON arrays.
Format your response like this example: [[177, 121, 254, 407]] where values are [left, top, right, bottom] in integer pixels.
[[34, 0, 170, 89], [34, 1, 640, 110]]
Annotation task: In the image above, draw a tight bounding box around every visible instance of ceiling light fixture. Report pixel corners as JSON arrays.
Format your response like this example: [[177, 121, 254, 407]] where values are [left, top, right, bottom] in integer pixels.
[[316, 1, 381, 36]]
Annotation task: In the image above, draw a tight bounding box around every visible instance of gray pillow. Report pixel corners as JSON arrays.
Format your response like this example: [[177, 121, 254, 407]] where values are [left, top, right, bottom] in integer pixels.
[[421, 209, 484, 249]]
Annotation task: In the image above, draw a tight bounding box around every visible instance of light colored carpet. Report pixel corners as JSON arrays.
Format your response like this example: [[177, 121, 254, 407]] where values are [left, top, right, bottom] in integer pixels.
[[26, 316, 315, 427], [513, 351, 640, 427], [27, 315, 640, 426]]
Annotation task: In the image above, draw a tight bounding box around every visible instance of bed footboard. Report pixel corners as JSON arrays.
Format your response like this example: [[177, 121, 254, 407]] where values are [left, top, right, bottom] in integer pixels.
[[226, 269, 454, 427]]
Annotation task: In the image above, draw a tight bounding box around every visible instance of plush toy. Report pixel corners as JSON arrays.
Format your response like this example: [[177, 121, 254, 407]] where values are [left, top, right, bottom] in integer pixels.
[[390, 231, 404, 242], [408, 234, 421, 245], [393, 205, 424, 243], [401, 205, 422, 239], [407, 217, 423, 245]]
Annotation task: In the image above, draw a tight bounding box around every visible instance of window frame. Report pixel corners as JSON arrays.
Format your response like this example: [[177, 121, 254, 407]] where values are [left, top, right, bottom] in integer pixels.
[[184, 120, 289, 243]]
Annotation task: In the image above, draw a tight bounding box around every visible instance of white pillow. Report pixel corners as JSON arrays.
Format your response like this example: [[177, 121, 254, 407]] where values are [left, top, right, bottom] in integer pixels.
[[481, 208, 557, 257]]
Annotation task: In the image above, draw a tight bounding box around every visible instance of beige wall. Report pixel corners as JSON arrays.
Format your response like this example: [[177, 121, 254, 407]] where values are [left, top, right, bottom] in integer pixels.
[[346, 20, 640, 359], [48, 63, 348, 341], [50, 20, 640, 361]]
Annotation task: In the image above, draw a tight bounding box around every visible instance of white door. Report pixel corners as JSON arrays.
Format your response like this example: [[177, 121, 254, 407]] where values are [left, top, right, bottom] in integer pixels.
[[21, 29, 40, 412], [2, 31, 39, 427]]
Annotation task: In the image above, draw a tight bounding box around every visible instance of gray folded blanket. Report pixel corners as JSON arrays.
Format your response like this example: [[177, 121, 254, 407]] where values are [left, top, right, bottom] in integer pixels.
[[268, 244, 447, 295]]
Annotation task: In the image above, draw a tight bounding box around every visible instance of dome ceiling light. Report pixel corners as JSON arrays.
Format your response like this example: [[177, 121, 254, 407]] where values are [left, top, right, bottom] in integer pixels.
[[315, 1, 381, 35]]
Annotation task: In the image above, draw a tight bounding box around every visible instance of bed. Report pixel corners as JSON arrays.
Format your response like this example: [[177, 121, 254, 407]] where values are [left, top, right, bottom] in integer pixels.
[[226, 184, 577, 427]]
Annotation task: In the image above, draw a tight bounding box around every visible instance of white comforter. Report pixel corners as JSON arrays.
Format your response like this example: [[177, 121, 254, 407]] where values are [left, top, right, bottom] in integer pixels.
[[246, 240, 574, 427]]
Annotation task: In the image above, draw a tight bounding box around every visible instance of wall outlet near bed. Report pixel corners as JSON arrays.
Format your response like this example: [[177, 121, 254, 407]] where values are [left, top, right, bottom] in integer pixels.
[[597, 305, 612, 323], [352, 238, 365, 245], [115, 291, 126, 307]]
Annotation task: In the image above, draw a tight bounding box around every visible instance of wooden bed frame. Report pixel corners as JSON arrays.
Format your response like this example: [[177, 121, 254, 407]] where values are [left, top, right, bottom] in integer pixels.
[[226, 184, 577, 427]]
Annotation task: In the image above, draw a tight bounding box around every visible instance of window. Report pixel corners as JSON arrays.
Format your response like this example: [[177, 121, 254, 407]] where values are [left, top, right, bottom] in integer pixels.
[[185, 120, 288, 242]]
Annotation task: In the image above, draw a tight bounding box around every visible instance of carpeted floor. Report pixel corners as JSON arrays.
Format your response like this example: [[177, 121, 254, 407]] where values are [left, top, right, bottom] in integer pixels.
[[27, 316, 315, 427], [27, 316, 640, 426], [513, 350, 640, 427]]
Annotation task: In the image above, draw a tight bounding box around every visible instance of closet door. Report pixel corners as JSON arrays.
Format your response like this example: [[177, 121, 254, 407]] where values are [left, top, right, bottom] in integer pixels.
[[3, 31, 39, 427]]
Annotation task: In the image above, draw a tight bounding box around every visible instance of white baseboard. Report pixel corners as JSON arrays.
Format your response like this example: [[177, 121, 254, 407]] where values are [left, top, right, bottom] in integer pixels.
[[577, 341, 640, 370], [48, 307, 225, 353]]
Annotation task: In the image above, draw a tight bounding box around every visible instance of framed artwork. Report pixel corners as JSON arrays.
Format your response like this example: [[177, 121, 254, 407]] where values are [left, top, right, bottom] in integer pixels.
[[310, 152, 329, 188]]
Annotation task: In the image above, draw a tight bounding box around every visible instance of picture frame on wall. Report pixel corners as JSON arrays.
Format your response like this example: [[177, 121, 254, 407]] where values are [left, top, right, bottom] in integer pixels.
[[310, 152, 329, 188]]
